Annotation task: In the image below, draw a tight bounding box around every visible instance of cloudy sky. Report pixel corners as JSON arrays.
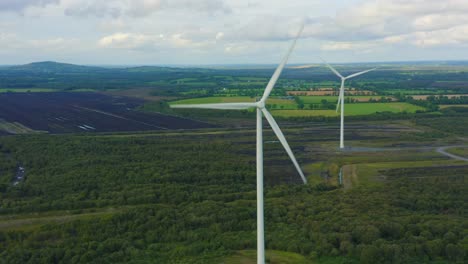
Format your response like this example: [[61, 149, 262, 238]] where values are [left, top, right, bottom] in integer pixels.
[[1, 0, 467, 65]]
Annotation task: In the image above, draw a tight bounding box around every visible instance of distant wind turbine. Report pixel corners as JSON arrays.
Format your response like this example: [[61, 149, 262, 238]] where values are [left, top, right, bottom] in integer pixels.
[[320, 58, 376, 149], [172, 26, 307, 264]]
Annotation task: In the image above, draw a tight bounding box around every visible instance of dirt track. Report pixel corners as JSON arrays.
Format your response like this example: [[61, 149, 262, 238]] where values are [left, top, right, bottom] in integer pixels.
[[436, 146, 468, 161]]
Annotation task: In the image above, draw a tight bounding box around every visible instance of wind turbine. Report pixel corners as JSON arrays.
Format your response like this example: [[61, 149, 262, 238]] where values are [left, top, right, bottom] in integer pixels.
[[172, 27, 307, 264], [321, 58, 376, 149]]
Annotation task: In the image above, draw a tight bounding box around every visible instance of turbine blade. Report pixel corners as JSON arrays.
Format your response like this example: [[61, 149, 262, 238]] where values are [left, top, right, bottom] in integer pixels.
[[170, 102, 257, 110], [336, 82, 344, 112], [261, 24, 304, 102], [345, 68, 377, 79], [336, 92, 341, 112], [261, 109, 307, 184], [320, 57, 343, 79]]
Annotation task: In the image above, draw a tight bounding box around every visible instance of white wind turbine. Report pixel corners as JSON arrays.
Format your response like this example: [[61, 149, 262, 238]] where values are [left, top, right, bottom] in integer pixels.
[[172, 27, 307, 264], [321, 59, 376, 149]]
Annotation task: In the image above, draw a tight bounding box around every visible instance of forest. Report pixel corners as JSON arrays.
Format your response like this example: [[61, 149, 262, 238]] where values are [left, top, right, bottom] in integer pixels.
[[0, 113, 466, 263]]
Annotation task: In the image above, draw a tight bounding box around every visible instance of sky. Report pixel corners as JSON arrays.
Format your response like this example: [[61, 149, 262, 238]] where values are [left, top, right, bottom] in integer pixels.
[[1, 0, 468, 65]]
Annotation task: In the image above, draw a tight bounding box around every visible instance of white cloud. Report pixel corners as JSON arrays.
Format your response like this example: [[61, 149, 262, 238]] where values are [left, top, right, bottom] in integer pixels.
[[320, 41, 376, 51], [2, 0, 468, 64], [63, 0, 230, 18], [98, 33, 154, 49], [411, 25, 468, 47], [0, 0, 59, 12], [98, 31, 215, 51], [383, 35, 406, 44], [215, 32, 224, 41]]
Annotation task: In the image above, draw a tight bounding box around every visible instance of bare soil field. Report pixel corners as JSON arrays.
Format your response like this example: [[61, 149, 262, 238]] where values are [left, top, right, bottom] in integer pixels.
[[0, 92, 215, 134], [103, 88, 177, 102]]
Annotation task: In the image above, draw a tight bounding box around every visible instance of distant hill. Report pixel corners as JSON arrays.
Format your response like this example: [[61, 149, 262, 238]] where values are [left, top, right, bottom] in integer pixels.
[[2, 61, 207, 75], [6, 61, 108, 73]]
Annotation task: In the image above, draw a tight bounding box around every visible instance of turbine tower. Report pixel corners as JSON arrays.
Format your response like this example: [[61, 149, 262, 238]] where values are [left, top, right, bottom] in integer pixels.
[[321, 59, 376, 149], [172, 27, 307, 264]]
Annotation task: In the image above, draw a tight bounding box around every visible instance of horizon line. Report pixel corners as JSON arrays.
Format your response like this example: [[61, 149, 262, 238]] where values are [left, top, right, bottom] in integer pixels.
[[2, 59, 468, 68]]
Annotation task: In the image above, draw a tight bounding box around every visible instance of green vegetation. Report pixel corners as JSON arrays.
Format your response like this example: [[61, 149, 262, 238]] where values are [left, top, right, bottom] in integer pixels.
[[345, 103, 425, 114], [270, 103, 425, 117], [0, 113, 466, 263], [0, 61, 468, 263], [171, 96, 256, 104], [298, 96, 393, 104], [415, 116, 468, 136], [446, 147, 468, 158], [223, 250, 310, 264], [271, 110, 338, 117]]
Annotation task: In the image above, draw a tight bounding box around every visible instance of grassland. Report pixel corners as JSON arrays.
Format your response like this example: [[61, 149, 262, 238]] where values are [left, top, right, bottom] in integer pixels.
[[447, 147, 468, 158], [347, 159, 465, 188], [299, 96, 394, 103], [171, 96, 396, 106], [171, 96, 256, 104], [271, 103, 425, 117], [170, 96, 297, 109], [170, 97, 421, 118], [272, 110, 337, 117], [439, 104, 468, 109], [222, 250, 310, 264]]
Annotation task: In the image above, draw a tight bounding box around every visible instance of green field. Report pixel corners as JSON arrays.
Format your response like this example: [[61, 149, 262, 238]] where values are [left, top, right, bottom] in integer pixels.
[[222, 250, 311, 264], [439, 104, 468, 109], [271, 103, 425, 117], [170, 96, 297, 109], [171, 96, 255, 104], [447, 147, 468, 158], [299, 96, 394, 104]]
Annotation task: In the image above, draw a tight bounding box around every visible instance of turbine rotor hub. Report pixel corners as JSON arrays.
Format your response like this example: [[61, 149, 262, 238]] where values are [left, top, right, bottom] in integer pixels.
[[257, 100, 266, 109]]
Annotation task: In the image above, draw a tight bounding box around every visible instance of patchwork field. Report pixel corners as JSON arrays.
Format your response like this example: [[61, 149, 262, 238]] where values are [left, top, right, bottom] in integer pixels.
[[288, 90, 376, 96], [271, 103, 425, 117], [439, 104, 468, 109], [411, 94, 468, 100], [170, 96, 298, 109], [299, 96, 395, 103]]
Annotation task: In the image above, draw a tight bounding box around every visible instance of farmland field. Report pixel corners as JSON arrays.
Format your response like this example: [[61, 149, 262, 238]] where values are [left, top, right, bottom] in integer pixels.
[[0, 92, 215, 134], [288, 90, 376, 96], [299, 95, 395, 103], [411, 94, 468, 100], [271, 103, 425, 117], [439, 104, 468, 109], [170, 96, 297, 108]]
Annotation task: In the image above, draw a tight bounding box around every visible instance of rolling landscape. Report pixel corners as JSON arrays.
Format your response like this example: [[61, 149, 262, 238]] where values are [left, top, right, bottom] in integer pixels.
[[0, 60, 466, 263], [1, 1, 468, 263]]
